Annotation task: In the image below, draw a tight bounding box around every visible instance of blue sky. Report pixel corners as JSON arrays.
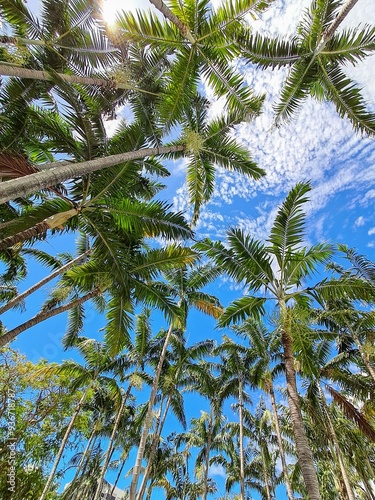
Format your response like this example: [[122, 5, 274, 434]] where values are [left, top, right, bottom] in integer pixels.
[[2, 0, 375, 498]]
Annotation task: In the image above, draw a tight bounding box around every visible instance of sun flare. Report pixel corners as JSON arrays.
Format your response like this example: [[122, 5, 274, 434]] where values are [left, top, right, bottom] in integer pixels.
[[101, 0, 121, 26]]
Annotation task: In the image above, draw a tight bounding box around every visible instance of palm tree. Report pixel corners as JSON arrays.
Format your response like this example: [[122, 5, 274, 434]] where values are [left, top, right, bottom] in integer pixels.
[[129, 262, 222, 500], [247, 400, 278, 500], [214, 335, 254, 500], [241, 0, 375, 134], [137, 332, 214, 500], [0, 85, 199, 349], [117, 0, 268, 126], [197, 181, 375, 499], [38, 337, 124, 500], [234, 319, 295, 500]]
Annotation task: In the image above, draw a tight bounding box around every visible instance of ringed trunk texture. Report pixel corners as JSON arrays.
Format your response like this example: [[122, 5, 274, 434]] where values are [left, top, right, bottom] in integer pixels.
[[261, 447, 272, 500], [0, 250, 91, 315], [129, 324, 174, 500], [137, 398, 171, 500], [315, 0, 360, 53], [281, 329, 321, 500], [70, 425, 98, 500], [0, 145, 185, 204], [0, 289, 99, 347], [322, 0, 360, 42]]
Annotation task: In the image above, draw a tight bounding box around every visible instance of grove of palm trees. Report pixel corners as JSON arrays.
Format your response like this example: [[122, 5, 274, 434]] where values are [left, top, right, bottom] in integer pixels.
[[0, 0, 374, 498]]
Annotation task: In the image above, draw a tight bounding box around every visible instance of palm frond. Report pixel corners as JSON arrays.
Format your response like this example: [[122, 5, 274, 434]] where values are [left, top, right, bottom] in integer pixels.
[[219, 296, 266, 327], [241, 32, 301, 68], [319, 62, 375, 135], [326, 384, 375, 442], [325, 25, 375, 65], [274, 58, 319, 124], [268, 181, 311, 265]]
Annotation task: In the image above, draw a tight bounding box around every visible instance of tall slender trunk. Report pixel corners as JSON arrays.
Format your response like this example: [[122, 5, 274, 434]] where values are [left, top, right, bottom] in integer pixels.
[[0, 208, 78, 250], [318, 385, 355, 500], [0, 145, 185, 204], [202, 409, 213, 500], [322, 0, 360, 42], [137, 397, 171, 500], [280, 324, 321, 500], [261, 446, 272, 500], [0, 288, 100, 347], [129, 324, 174, 500], [269, 384, 294, 500], [0, 63, 137, 90], [93, 385, 132, 500], [0, 250, 91, 315], [110, 459, 127, 498], [315, 0, 360, 53], [238, 377, 245, 500], [39, 386, 91, 500], [148, 0, 196, 43], [71, 425, 98, 500]]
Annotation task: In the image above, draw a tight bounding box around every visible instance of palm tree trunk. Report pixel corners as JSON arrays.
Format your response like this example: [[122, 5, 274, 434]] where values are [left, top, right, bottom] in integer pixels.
[[322, 0, 360, 42], [137, 397, 171, 500], [281, 328, 321, 500], [148, 0, 196, 43], [110, 459, 127, 498], [318, 385, 355, 500], [203, 409, 213, 500], [0, 63, 137, 90], [315, 0, 359, 53], [0, 208, 78, 250], [39, 385, 91, 500], [0, 145, 185, 204], [93, 385, 132, 500], [71, 426, 99, 500], [238, 378, 245, 500], [261, 447, 272, 500], [0, 250, 91, 315], [129, 324, 174, 500], [269, 384, 294, 500], [0, 288, 100, 347]]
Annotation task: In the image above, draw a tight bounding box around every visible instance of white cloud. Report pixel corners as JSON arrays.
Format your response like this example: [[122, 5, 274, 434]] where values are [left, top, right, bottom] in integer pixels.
[[354, 216, 366, 227], [208, 464, 226, 478], [368, 228, 375, 236]]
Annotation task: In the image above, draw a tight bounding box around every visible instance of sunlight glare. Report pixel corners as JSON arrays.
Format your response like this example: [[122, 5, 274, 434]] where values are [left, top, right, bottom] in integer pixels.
[[101, 0, 121, 26]]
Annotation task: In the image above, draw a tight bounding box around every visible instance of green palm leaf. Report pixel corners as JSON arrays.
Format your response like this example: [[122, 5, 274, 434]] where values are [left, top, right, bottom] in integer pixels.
[[241, 33, 301, 68], [109, 199, 194, 241], [218, 296, 266, 327], [227, 228, 274, 288], [268, 181, 311, 265], [105, 293, 133, 356], [325, 25, 375, 65], [326, 384, 375, 442], [319, 62, 375, 135], [274, 58, 319, 124]]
